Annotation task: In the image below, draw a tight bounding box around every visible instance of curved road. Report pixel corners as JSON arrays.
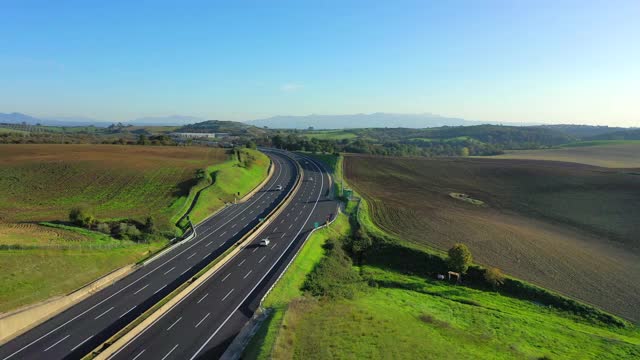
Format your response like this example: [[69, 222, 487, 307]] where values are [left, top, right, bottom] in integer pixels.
[[108, 150, 338, 360], [0, 151, 298, 360]]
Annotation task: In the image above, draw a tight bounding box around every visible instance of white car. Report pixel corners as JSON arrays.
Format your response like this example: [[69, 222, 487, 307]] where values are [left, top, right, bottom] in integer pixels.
[[275, 185, 283, 191], [259, 238, 270, 247]]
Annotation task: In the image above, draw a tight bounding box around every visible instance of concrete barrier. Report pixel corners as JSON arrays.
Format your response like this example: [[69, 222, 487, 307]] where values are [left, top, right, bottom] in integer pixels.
[[93, 154, 302, 360], [0, 264, 135, 345]]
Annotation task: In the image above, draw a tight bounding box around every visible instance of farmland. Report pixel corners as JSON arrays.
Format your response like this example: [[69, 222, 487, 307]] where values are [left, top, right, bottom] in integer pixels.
[[0, 144, 269, 311], [492, 141, 640, 168], [0, 144, 230, 230], [344, 154, 640, 322]]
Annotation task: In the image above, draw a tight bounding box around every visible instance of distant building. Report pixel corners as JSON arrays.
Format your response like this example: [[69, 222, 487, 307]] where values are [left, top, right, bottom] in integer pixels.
[[169, 132, 230, 139]]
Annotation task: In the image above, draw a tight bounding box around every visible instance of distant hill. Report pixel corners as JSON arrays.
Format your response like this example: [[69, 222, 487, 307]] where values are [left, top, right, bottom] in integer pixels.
[[537, 124, 629, 138], [586, 128, 640, 141], [0, 112, 43, 125], [0, 112, 206, 127], [176, 120, 267, 137], [129, 115, 205, 126], [246, 113, 482, 129]]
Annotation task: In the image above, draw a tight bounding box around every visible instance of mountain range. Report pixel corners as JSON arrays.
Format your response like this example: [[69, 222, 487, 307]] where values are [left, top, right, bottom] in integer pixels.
[[244, 113, 540, 129], [0, 113, 205, 127]]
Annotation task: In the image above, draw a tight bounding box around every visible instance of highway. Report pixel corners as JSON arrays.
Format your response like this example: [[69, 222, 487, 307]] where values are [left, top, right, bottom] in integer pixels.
[[0, 151, 299, 360], [107, 151, 338, 360]]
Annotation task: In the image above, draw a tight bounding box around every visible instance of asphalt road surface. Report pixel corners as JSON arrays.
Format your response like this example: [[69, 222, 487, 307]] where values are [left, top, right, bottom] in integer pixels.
[[108, 151, 338, 360], [0, 151, 298, 360]]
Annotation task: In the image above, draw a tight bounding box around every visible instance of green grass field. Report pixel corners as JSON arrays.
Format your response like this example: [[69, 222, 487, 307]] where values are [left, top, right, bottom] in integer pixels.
[[0, 236, 164, 312], [0, 144, 269, 312], [257, 267, 639, 359], [302, 130, 358, 140]]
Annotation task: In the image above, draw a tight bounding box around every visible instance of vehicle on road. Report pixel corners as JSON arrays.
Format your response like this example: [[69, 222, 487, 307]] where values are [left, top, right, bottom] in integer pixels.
[[275, 185, 283, 191], [259, 238, 270, 246]]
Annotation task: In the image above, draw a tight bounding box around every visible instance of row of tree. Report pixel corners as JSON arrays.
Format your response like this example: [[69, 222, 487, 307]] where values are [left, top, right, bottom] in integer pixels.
[[69, 207, 155, 241], [256, 133, 504, 157]]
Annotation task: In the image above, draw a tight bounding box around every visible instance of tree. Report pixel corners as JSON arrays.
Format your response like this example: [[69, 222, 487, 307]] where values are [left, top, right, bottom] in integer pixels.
[[245, 140, 257, 149], [447, 243, 473, 274], [460, 147, 470, 156], [143, 216, 155, 234], [137, 134, 148, 145], [484, 267, 505, 289], [69, 207, 85, 225]]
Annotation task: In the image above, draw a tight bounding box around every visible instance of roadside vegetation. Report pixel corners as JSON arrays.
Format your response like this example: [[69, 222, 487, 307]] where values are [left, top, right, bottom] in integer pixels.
[[244, 153, 639, 360], [0, 144, 269, 312]]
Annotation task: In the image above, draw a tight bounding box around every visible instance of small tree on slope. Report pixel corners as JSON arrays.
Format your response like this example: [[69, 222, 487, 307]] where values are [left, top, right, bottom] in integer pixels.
[[447, 243, 473, 274]]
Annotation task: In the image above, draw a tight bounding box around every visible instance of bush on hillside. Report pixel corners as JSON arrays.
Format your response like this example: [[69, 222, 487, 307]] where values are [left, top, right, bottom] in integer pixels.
[[143, 216, 155, 234], [447, 243, 473, 274], [303, 239, 364, 299], [484, 267, 505, 289], [68, 207, 86, 226], [113, 222, 142, 241], [96, 222, 111, 234]]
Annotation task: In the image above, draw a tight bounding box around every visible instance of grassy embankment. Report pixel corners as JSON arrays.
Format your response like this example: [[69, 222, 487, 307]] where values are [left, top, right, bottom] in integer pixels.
[[174, 148, 270, 229], [0, 145, 268, 312], [244, 153, 639, 360]]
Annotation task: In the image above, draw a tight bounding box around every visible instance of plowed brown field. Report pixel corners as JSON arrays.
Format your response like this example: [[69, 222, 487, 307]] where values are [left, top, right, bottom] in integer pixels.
[[344, 154, 640, 322]]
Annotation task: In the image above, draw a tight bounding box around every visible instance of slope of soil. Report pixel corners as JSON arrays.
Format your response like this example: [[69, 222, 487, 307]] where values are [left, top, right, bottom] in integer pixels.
[[344, 154, 640, 322], [492, 142, 640, 168]]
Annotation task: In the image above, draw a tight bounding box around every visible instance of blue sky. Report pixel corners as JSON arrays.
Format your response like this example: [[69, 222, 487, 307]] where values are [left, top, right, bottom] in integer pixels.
[[1, 0, 638, 126]]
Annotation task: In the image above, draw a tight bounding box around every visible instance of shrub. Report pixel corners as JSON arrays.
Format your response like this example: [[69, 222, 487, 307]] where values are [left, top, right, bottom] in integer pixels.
[[69, 207, 86, 226], [303, 238, 363, 299], [143, 216, 155, 234], [447, 243, 473, 274], [96, 222, 111, 234], [83, 215, 97, 229], [484, 267, 505, 289]]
